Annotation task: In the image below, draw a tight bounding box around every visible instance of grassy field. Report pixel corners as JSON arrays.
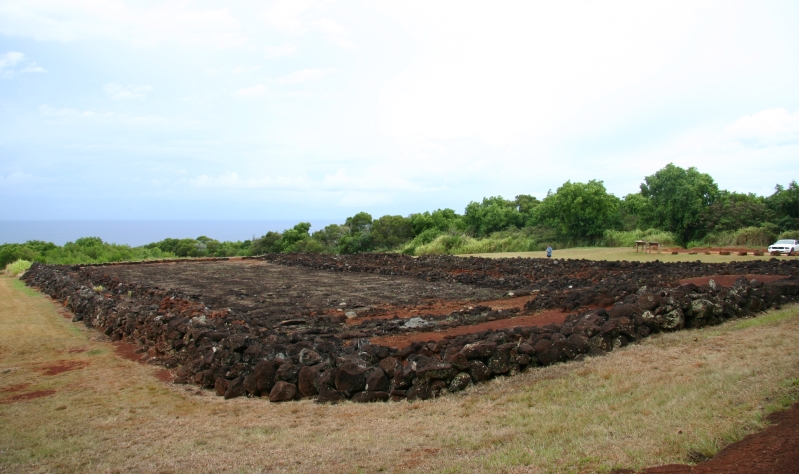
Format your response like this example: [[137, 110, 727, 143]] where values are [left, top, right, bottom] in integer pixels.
[[466, 246, 796, 263], [2, 275, 799, 473]]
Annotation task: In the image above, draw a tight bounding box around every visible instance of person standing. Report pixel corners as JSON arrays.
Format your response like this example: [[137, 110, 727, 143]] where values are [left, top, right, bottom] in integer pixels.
[[546, 245, 552, 258]]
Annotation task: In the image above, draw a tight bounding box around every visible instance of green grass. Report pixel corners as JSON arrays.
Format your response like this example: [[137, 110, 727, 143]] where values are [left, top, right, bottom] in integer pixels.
[[4, 259, 32, 277], [463, 246, 795, 263]]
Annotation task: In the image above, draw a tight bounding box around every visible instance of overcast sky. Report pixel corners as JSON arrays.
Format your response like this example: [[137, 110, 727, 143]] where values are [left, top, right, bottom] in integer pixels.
[[1, 0, 798, 221]]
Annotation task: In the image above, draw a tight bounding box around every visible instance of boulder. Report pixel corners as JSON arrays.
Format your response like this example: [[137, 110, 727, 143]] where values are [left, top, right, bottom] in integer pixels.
[[609, 304, 641, 320], [637, 294, 663, 311], [448, 372, 472, 392], [214, 377, 230, 397], [406, 381, 431, 401], [444, 351, 471, 371], [690, 299, 714, 319], [223, 376, 245, 400], [487, 351, 511, 374], [468, 360, 492, 382], [242, 360, 276, 396], [534, 339, 563, 365], [316, 385, 346, 404], [351, 391, 390, 403], [335, 362, 368, 395], [378, 356, 400, 378], [269, 381, 298, 402], [298, 365, 320, 397], [415, 360, 457, 383], [661, 309, 685, 330], [364, 368, 390, 392], [276, 362, 300, 384], [461, 341, 497, 359], [298, 348, 322, 366]]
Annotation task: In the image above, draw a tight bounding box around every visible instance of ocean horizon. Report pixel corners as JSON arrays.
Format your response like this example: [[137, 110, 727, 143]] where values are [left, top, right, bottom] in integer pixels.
[[0, 220, 340, 247]]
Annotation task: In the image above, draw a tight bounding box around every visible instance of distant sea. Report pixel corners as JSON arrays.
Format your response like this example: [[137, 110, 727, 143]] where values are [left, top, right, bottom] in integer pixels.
[[0, 220, 340, 247]]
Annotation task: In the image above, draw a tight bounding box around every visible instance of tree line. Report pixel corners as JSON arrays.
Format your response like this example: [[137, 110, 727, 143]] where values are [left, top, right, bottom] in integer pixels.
[[2, 164, 798, 267]]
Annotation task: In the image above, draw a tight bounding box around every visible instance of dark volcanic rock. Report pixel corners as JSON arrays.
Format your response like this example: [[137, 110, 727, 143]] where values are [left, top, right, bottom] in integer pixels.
[[335, 362, 368, 395], [269, 381, 298, 402]]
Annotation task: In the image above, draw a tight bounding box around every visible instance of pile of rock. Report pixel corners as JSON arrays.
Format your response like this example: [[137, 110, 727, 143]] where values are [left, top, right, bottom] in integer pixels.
[[20, 259, 799, 405]]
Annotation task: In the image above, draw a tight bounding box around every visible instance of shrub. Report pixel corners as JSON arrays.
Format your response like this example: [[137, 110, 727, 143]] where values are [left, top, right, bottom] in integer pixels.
[[601, 229, 677, 248], [5, 259, 32, 277]]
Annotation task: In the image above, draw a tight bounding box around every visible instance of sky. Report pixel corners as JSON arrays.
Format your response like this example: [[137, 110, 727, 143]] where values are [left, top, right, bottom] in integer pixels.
[[1, 0, 798, 222]]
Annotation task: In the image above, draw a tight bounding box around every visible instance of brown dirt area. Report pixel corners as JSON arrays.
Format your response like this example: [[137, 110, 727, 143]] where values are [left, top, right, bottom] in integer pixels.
[[38, 360, 87, 376], [618, 402, 799, 474], [0, 390, 57, 405], [99, 259, 504, 322]]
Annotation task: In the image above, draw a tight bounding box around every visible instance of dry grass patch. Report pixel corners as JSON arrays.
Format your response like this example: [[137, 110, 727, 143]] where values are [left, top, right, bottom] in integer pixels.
[[1, 276, 799, 473]]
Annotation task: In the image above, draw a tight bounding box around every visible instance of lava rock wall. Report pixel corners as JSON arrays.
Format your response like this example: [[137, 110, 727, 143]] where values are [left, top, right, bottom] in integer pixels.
[[21, 257, 799, 404]]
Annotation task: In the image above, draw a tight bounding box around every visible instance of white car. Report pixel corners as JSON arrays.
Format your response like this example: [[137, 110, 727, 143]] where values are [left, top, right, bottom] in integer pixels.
[[768, 239, 798, 255]]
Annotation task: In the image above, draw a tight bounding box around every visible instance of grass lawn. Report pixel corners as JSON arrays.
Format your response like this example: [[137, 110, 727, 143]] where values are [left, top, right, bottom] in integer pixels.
[[465, 246, 796, 264], [1, 274, 799, 473]]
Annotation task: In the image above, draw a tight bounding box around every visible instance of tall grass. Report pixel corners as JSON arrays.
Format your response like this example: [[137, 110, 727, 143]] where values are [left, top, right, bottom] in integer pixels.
[[690, 226, 779, 248], [4, 259, 32, 277], [601, 228, 677, 248]]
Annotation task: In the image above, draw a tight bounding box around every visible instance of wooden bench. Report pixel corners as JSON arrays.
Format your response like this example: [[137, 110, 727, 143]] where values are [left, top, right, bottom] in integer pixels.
[[635, 240, 661, 253]]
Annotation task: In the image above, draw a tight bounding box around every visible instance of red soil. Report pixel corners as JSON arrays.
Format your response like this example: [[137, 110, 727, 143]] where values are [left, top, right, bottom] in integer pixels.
[[370, 309, 570, 348], [678, 274, 789, 287], [346, 295, 535, 325], [39, 360, 87, 376], [0, 390, 57, 404], [114, 341, 144, 362], [618, 401, 799, 474], [1, 383, 31, 393], [154, 369, 174, 383]]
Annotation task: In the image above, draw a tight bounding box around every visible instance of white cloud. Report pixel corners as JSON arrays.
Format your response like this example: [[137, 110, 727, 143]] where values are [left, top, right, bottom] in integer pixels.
[[259, 0, 351, 47], [231, 66, 262, 75], [103, 83, 153, 101], [264, 44, 297, 59], [0, 1, 247, 48], [726, 108, 799, 147], [272, 68, 335, 85], [0, 171, 50, 186], [189, 172, 309, 189], [37, 104, 197, 128], [235, 84, 268, 98], [0, 51, 24, 68], [0, 51, 47, 77]]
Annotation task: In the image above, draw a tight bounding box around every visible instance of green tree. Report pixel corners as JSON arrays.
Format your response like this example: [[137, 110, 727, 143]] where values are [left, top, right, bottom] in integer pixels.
[[410, 208, 460, 235], [618, 193, 649, 231], [514, 194, 541, 225], [281, 222, 312, 252], [698, 191, 770, 233], [311, 224, 347, 250], [370, 215, 414, 249], [535, 180, 620, 240], [766, 181, 799, 231], [463, 196, 524, 237], [250, 231, 283, 255], [345, 212, 373, 234], [640, 164, 719, 246]]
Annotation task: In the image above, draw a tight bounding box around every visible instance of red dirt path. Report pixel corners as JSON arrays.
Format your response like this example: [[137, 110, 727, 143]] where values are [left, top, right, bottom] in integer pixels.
[[678, 274, 789, 287], [370, 309, 569, 348], [346, 295, 536, 325], [616, 401, 799, 473]]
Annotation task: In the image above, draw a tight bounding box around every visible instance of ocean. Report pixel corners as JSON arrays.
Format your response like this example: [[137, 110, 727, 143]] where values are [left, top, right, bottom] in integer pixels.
[[0, 220, 340, 247]]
